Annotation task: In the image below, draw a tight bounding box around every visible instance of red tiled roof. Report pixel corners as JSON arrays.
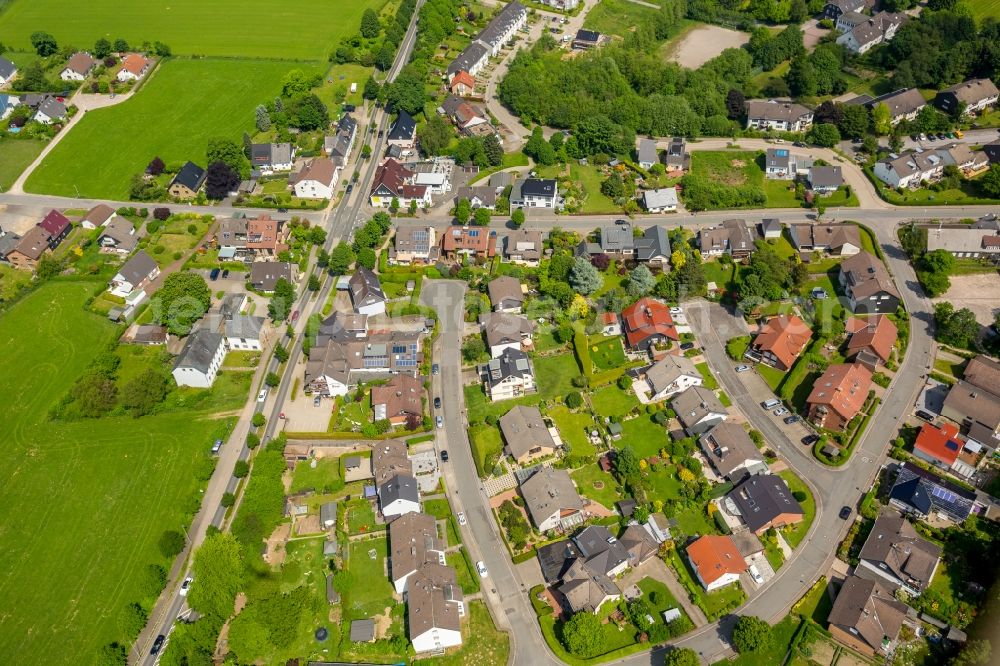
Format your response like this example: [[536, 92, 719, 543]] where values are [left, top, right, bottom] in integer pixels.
[[846, 315, 898, 363], [807, 363, 873, 422], [450, 71, 475, 92], [121, 53, 149, 75], [441, 226, 494, 256], [752, 315, 812, 368], [687, 535, 747, 585], [914, 422, 962, 466], [621, 298, 678, 347], [38, 209, 70, 237]]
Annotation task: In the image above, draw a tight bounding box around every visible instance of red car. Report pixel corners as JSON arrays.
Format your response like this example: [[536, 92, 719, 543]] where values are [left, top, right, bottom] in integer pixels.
[[291, 309, 300, 323]]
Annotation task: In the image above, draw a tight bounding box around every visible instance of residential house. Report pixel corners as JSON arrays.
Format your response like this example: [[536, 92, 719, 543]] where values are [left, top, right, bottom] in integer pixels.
[[836, 12, 905, 55], [480, 347, 535, 401], [441, 225, 495, 259], [939, 143, 990, 177], [642, 188, 679, 213], [372, 439, 421, 518], [60, 52, 96, 81], [686, 535, 747, 592], [577, 221, 635, 258], [387, 110, 417, 155], [116, 53, 151, 81], [600, 312, 621, 337], [6, 227, 52, 271], [537, 540, 583, 584], [941, 380, 1000, 454], [372, 374, 425, 426], [172, 330, 226, 388], [856, 514, 941, 596], [621, 298, 679, 351], [557, 555, 621, 615], [370, 159, 430, 209], [751, 314, 812, 371], [251, 142, 293, 173], [488, 276, 524, 313], [0, 226, 21, 264], [131, 325, 168, 345], [81, 204, 116, 229], [911, 421, 980, 481], [291, 159, 336, 199], [249, 261, 293, 293], [643, 354, 703, 402], [572, 29, 602, 50], [744, 99, 814, 133], [935, 78, 999, 116], [637, 139, 658, 169], [619, 522, 661, 566], [38, 209, 71, 248], [109, 250, 159, 297], [963, 354, 1000, 394], [839, 251, 900, 314], [765, 148, 797, 180], [475, 0, 527, 57], [499, 405, 557, 465], [325, 113, 358, 163], [845, 315, 897, 369], [215, 217, 248, 258], [809, 166, 844, 194], [0, 57, 17, 86], [867, 87, 925, 125], [510, 178, 559, 209], [449, 70, 476, 96], [32, 97, 66, 124], [320, 501, 339, 530], [672, 386, 728, 436], [760, 218, 782, 239], [391, 226, 438, 265], [453, 185, 497, 210], [985, 139, 1000, 165], [889, 461, 976, 523], [822, 0, 869, 21], [408, 565, 465, 653], [725, 474, 804, 535], [97, 218, 141, 254], [349, 267, 387, 316], [807, 362, 873, 431], [439, 94, 489, 133], [0, 93, 19, 121], [520, 466, 585, 532], [447, 42, 490, 81], [699, 422, 768, 482], [503, 229, 543, 266], [574, 526, 631, 579], [788, 223, 862, 255], [699, 219, 759, 259], [543, 0, 579, 9], [874, 150, 946, 189], [389, 512, 446, 593], [241, 215, 289, 257], [214, 294, 266, 351], [633, 225, 672, 266], [169, 161, 207, 199], [827, 576, 908, 656], [663, 137, 689, 174]]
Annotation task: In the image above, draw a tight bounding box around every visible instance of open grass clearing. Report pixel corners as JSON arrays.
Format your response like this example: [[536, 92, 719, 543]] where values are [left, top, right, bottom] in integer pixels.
[[344, 537, 395, 618], [446, 548, 481, 595], [590, 384, 638, 419], [26, 59, 322, 199], [0, 139, 46, 191], [583, 0, 661, 38], [468, 422, 504, 477], [691, 150, 763, 187], [290, 456, 343, 494], [0, 0, 390, 59], [620, 414, 671, 459], [589, 335, 626, 371], [346, 498, 379, 535], [0, 281, 236, 662], [571, 463, 622, 509], [548, 405, 598, 457]]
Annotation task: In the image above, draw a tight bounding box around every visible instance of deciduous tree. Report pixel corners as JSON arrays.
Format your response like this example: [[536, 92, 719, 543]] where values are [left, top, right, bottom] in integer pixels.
[[30, 31, 57, 56], [361, 8, 382, 38], [154, 272, 211, 335]]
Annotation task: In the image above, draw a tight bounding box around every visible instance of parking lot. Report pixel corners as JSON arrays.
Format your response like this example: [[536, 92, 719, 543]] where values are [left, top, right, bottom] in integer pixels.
[[736, 365, 816, 447], [280, 392, 334, 433]]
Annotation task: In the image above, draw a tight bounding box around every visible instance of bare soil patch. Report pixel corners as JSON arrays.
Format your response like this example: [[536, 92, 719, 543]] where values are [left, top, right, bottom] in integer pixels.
[[933, 272, 1000, 326], [665, 25, 750, 68]]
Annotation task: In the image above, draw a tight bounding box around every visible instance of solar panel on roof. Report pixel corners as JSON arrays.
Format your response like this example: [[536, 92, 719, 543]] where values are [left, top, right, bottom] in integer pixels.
[[945, 441, 959, 451], [931, 486, 958, 503]]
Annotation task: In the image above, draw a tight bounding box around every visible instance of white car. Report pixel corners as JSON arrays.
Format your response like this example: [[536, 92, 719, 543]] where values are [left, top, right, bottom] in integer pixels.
[[735, 364, 750, 373], [476, 561, 488, 578], [436, 415, 444, 429], [179, 577, 193, 597], [749, 565, 763, 585], [670, 307, 683, 315], [458, 512, 467, 526], [257, 389, 268, 403], [773, 407, 789, 416]]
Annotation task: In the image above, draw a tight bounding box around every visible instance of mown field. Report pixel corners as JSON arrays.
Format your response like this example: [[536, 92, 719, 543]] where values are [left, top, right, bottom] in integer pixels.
[[0, 282, 234, 662], [971, 0, 1000, 22], [0, 139, 46, 191], [25, 59, 321, 199], [0, 0, 389, 59]]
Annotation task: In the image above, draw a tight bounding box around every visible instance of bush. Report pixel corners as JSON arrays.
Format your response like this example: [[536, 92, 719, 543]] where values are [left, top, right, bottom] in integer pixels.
[[246, 432, 260, 449], [792, 490, 807, 502], [158, 530, 185, 558], [617, 375, 633, 390], [252, 413, 266, 428], [153, 207, 171, 220], [566, 391, 584, 409], [221, 492, 235, 508], [233, 460, 249, 478]]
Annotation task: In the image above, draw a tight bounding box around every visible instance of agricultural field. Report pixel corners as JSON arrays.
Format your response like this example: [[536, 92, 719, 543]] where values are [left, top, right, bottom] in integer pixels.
[[25, 59, 322, 199], [970, 1, 1000, 22], [0, 281, 235, 662], [0, 0, 390, 59], [0, 139, 46, 191], [583, 0, 661, 38]]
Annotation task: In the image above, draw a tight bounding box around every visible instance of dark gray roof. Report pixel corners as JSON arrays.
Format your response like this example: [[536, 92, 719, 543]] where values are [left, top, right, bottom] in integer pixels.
[[249, 261, 292, 292], [868, 88, 925, 118], [637, 139, 657, 164], [828, 576, 907, 652], [171, 161, 206, 191], [478, 1, 526, 48], [349, 266, 386, 308], [858, 513, 941, 593], [672, 386, 727, 428], [536, 539, 580, 583], [520, 178, 556, 198], [600, 221, 634, 253], [0, 227, 23, 259], [574, 29, 601, 43], [482, 347, 533, 387], [447, 41, 489, 77], [0, 57, 16, 80], [889, 462, 974, 522], [116, 250, 158, 287], [726, 474, 804, 533], [349, 619, 375, 642], [766, 148, 792, 170], [810, 166, 844, 189], [388, 110, 416, 141], [634, 225, 671, 262], [36, 97, 66, 120], [173, 329, 224, 374], [499, 405, 554, 459], [379, 473, 420, 506]]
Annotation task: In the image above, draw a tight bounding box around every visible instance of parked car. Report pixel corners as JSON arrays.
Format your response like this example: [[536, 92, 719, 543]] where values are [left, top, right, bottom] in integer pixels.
[[346, 183, 354, 193], [955, 129, 964, 138], [839, 506, 853, 520], [919, 133, 927, 141], [457, 511, 467, 525], [916, 409, 935, 421], [277, 207, 288, 213], [749, 565, 764, 585], [313, 395, 321, 407], [432, 363, 440, 376], [679, 342, 695, 350], [436, 415, 444, 429], [670, 307, 683, 314], [802, 434, 819, 445], [151, 635, 166, 655], [735, 364, 750, 373], [434, 396, 441, 409], [291, 309, 300, 323], [762, 398, 781, 409], [257, 389, 268, 403], [211, 439, 223, 455], [222, 269, 230, 278], [476, 561, 488, 577], [440, 449, 449, 462], [783, 414, 801, 424], [773, 407, 789, 416], [179, 577, 193, 597], [209, 268, 220, 280]]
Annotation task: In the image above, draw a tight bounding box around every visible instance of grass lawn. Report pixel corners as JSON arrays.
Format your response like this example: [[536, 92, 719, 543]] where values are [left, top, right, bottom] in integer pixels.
[[535, 353, 582, 399], [712, 616, 801, 666], [779, 470, 815, 548], [702, 260, 737, 292], [549, 405, 598, 457], [315, 63, 373, 110], [537, 162, 618, 214], [469, 423, 504, 477], [673, 504, 718, 538], [692, 150, 763, 187], [0, 139, 46, 191], [289, 456, 343, 494], [222, 350, 260, 368], [823, 185, 861, 207], [620, 415, 670, 458], [590, 384, 638, 419], [645, 466, 684, 501], [424, 498, 453, 520], [421, 601, 510, 666], [763, 179, 803, 208], [346, 498, 379, 535], [764, 539, 785, 571], [583, 0, 661, 37], [757, 363, 785, 392], [571, 463, 623, 509], [446, 548, 481, 594], [794, 578, 833, 625], [535, 329, 568, 353], [0, 0, 390, 59], [0, 281, 235, 662], [695, 362, 719, 390], [589, 336, 626, 371], [344, 537, 395, 618], [26, 59, 322, 199]]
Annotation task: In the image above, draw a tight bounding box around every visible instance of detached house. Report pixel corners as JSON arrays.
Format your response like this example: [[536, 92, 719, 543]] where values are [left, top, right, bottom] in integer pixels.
[[642, 188, 679, 214], [836, 11, 905, 55], [38, 210, 72, 248], [633, 226, 671, 267], [251, 142, 294, 173], [789, 223, 861, 256], [867, 88, 925, 125], [700, 422, 767, 482], [487, 276, 524, 313], [291, 159, 337, 199], [845, 315, 897, 369], [453, 185, 498, 210], [942, 380, 1000, 455], [809, 166, 844, 194], [349, 267, 387, 316], [372, 373, 425, 426], [97, 218, 141, 254], [699, 219, 759, 260], [745, 99, 814, 133], [249, 261, 293, 293], [246, 215, 288, 257], [81, 203, 116, 229], [889, 461, 976, 523], [839, 251, 900, 314], [725, 474, 804, 535], [32, 97, 67, 125], [482, 312, 534, 358], [874, 150, 945, 189], [621, 298, 678, 351], [828, 576, 908, 656], [60, 52, 96, 81], [751, 314, 812, 371], [822, 0, 869, 21], [370, 159, 430, 209], [391, 226, 438, 265], [807, 363, 873, 431], [439, 94, 489, 133], [663, 136, 689, 174], [637, 139, 657, 169], [499, 405, 557, 465], [441, 226, 495, 259], [373, 439, 421, 518], [673, 386, 728, 436], [109, 250, 159, 297], [765, 148, 797, 179], [169, 161, 207, 199], [856, 514, 941, 596], [387, 110, 417, 155], [389, 512, 446, 594], [643, 354, 702, 402], [520, 467, 585, 532], [503, 229, 543, 266], [7, 227, 52, 271], [510, 178, 559, 209], [936, 78, 999, 116], [480, 347, 535, 401], [912, 421, 979, 480], [686, 535, 747, 592], [116, 53, 151, 82], [0, 57, 18, 86], [408, 565, 465, 653], [172, 330, 226, 388]]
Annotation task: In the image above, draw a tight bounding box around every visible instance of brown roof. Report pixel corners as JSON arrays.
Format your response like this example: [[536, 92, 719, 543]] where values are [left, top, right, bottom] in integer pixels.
[[371, 374, 424, 422], [807, 363, 873, 422], [752, 315, 812, 368], [686, 535, 747, 585], [828, 576, 907, 652], [943, 380, 1000, 429], [12, 226, 51, 261], [64, 52, 96, 76], [294, 158, 336, 186], [845, 315, 898, 363], [407, 564, 463, 638], [487, 276, 523, 307], [499, 405, 555, 460], [859, 514, 941, 593], [83, 204, 115, 227], [246, 215, 288, 252], [840, 251, 900, 301], [441, 225, 494, 256], [699, 422, 764, 480], [371, 439, 412, 486], [809, 224, 861, 251], [963, 355, 1000, 395], [389, 512, 443, 583]]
